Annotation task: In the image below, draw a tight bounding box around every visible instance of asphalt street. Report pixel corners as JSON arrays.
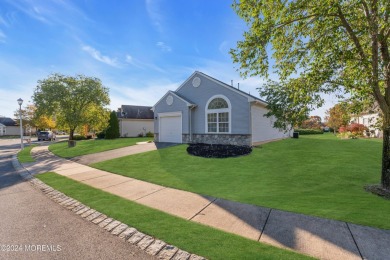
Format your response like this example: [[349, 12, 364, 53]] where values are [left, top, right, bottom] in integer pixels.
[[0, 139, 155, 260]]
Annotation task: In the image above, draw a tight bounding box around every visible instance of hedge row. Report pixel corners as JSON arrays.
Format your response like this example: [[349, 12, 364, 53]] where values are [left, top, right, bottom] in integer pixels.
[[294, 129, 324, 135]]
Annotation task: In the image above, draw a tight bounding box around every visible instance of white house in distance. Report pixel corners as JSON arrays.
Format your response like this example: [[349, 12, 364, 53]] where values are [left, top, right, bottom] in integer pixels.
[[350, 112, 382, 138], [0, 117, 20, 136], [152, 71, 290, 146], [0, 123, 5, 136], [117, 105, 154, 137]]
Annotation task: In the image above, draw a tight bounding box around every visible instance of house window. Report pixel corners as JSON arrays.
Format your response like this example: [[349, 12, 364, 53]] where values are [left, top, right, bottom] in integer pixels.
[[206, 96, 231, 133]]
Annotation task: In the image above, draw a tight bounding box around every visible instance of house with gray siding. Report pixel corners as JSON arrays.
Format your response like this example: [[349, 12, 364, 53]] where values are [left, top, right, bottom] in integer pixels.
[[152, 71, 290, 146]]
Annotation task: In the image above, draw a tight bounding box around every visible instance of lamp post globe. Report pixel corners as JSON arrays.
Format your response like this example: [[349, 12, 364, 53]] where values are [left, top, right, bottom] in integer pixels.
[[17, 98, 24, 149]]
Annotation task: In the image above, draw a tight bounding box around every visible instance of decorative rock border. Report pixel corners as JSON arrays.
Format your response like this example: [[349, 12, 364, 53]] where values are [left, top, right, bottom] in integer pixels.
[[12, 155, 206, 260]]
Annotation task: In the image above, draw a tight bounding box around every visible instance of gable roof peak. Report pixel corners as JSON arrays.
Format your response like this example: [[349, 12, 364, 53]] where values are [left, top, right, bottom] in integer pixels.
[[151, 90, 196, 111], [176, 71, 267, 105]]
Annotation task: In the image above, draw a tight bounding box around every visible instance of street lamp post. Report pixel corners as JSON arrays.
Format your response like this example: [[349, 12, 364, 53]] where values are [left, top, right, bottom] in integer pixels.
[[17, 98, 24, 149]]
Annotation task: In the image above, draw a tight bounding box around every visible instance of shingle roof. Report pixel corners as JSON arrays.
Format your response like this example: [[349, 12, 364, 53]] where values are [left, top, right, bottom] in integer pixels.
[[195, 71, 267, 104], [168, 91, 196, 106], [0, 117, 17, 126], [117, 105, 154, 119]]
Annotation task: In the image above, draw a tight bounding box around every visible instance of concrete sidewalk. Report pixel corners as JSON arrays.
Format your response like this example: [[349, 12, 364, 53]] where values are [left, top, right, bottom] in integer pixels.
[[70, 142, 158, 165], [23, 146, 390, 260]]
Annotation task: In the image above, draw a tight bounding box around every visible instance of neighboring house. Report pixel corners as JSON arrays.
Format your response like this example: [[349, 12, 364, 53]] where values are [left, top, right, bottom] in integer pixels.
[[152, 71, 290, 146], [117, 105, 154, 137], [350, 112, 382, 138], [0, 117, 20, 136], [0, 123, 5, 136]]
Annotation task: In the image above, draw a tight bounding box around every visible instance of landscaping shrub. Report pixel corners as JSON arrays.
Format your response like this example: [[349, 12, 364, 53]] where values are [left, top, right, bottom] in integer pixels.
[[338, 126, 347, 133], [347, 123, 367, 135], [293, 129, 324, 135], [145, 131, 154, 137], [73, 135, 87, 140], [137, 133, 144, 137], [105, 111, 120, 139], [338, 123, 368, 139], [96, 131, 105, 139], [187, 143, 252, 158]]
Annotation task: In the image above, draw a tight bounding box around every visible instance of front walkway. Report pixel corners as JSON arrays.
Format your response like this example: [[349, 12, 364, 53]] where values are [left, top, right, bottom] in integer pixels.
[[23, 146, 390, 260], [71, 142, 157, 165]]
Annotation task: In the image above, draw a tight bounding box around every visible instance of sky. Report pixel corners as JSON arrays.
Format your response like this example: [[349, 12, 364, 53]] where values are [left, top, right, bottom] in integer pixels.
[[0, 0, 338, 120]]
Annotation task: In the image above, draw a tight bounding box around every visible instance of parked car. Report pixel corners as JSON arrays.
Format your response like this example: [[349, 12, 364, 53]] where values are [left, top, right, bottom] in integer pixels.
[[37, 131, 56, 141]]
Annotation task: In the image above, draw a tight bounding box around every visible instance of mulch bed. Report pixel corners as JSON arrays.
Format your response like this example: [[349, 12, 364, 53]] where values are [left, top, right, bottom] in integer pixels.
[[364, 184, 390, 200], [187, 143, 252, 158]]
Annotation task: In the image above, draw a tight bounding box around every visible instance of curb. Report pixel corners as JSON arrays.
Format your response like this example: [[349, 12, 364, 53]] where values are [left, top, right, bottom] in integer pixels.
[[12, 154, 206, 260]]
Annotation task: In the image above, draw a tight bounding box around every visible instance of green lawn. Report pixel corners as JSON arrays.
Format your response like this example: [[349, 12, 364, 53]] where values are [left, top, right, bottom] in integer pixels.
[[36, 172, 311, 260], [17, 144, 37, 163], [92, 134, 390, 229], [49, 137, 152, 158]]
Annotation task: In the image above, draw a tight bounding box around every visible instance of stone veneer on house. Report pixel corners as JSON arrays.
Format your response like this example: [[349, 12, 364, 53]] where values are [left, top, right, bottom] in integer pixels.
[[183, 134, 251, 146], [154, 133, 252, 146]]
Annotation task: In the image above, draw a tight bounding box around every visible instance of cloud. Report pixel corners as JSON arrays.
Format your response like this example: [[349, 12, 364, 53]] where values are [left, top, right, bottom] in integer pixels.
[[125, 55, 133, 63], [156, 41, 172, 52], [82, 45, 120, 67], [5, 0, 91, 34], [0, 30, 6, 43], [145, 0, 164, 33], [6, 0, 50, 24], [0, 15, 9, 27], [218, 40, 229, 55], [124, 54, 165, 72], [108, 80, 180, 110], [0, 58, 48, 118]]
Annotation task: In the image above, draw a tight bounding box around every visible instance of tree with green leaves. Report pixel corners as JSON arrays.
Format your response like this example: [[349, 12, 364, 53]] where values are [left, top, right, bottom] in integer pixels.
[[14, 104, 36, 133], [259, 79, 318, 133], [33, 74, 110, 140], [105, 110, 120, 139], [77, 105, 110, 135], [230, 0, 390, 189], [325, 103, 351, 134]]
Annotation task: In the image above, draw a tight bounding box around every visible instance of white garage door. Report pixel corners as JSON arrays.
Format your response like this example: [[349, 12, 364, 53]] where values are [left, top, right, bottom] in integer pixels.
[[160, 115, 182, 143]]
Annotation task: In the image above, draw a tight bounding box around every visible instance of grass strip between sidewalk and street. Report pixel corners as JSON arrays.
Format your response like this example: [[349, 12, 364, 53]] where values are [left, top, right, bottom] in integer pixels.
[[17, 144, 37, 163], [49, 137, 152, 158], [36, 172, 312, 260]]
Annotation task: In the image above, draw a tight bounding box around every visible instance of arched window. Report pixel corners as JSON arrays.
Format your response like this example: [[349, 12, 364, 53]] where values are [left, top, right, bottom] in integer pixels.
[[205, 95, 231, 133]]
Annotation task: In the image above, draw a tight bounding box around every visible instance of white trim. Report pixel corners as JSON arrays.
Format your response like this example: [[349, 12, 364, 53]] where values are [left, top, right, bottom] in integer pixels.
[[152, 91, 194, 111], [204, 95, 232, 134], [158, 111, 183, 143], [158, 111, 182, 117]]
